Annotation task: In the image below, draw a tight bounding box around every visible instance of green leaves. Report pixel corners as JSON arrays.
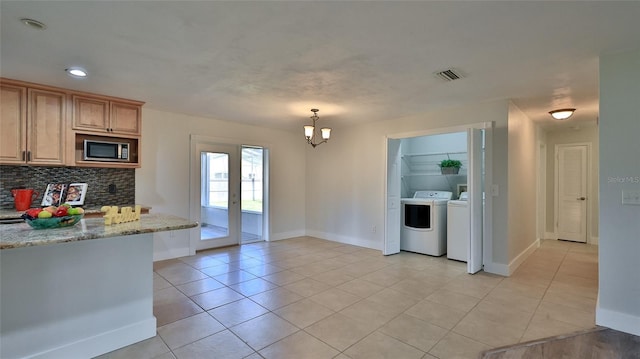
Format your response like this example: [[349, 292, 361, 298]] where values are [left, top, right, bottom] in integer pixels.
[[440, 159, 462, 168]]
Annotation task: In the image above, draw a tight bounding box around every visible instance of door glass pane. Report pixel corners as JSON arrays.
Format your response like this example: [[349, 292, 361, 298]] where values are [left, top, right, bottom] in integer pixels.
[[201, 151, 229, 240], [241, 147, 263, 243]]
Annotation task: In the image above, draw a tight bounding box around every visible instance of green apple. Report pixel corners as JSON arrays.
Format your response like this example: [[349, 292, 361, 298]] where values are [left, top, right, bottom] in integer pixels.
[[38, 211, 53, 219]]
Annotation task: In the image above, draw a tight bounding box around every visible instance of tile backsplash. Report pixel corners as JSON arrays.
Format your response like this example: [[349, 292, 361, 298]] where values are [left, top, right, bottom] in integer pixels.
[[0, 165, 135, 209]]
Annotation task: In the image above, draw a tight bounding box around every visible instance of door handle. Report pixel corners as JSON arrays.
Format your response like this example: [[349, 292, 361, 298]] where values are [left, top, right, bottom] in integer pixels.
[[577, 197, 586, 200]]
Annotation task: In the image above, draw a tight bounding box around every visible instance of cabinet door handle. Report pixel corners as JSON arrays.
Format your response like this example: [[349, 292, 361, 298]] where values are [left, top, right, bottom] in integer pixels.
[[27, 151, 32, 162], [22, 151, 26, 161]]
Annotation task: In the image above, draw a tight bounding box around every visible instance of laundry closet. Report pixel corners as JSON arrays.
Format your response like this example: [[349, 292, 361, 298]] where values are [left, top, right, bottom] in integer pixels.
[[399, 131, 470, 261], [386, 127, 486, 273]]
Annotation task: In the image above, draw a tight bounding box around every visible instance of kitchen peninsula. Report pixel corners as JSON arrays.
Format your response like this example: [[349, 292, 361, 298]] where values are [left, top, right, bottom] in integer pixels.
[[0, 214, 198, 359]]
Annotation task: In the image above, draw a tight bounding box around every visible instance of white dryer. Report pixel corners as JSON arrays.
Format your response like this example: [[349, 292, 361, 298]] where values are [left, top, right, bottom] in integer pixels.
[[400, 190, 452, 256], [447, 192, 469, 262]]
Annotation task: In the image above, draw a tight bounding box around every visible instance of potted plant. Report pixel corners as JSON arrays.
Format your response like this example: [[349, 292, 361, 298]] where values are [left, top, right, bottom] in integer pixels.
[[440, 159, 462, 175]]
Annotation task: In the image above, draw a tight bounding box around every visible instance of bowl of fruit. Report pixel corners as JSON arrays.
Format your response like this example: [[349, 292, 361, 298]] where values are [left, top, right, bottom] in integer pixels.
[[22, 204, 85, 230]]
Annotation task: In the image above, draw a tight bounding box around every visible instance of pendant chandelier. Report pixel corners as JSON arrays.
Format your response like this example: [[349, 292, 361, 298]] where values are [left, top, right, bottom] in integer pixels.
[[303, 109, 331, 148]]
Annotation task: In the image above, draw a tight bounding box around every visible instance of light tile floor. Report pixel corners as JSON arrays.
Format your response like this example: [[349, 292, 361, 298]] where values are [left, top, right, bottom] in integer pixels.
[[97, 237, 598, 359]]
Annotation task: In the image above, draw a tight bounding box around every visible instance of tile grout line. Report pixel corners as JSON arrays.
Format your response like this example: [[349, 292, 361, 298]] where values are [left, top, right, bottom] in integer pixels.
[[516, 245, 571, 344]]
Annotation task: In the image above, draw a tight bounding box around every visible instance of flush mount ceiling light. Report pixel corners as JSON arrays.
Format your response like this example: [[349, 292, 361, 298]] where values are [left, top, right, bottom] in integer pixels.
[[549, 108, 576, 120], [303, 109, 331, 148], [65, 67, 88, 78], [20, 18, 47, 30]]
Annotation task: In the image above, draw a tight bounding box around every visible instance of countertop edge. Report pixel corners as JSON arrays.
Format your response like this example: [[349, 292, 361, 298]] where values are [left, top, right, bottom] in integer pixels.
[[0, 214, 198, 250], [0, 205, 153, 220]]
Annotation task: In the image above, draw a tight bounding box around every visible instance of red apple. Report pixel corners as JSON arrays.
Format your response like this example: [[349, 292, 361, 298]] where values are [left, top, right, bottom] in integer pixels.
[[25, 208, 43, 218], [54, 206, 68, 217]]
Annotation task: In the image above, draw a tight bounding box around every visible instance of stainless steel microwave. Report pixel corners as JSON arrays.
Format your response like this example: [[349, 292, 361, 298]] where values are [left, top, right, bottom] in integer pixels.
[[83, 140, 129, 162]]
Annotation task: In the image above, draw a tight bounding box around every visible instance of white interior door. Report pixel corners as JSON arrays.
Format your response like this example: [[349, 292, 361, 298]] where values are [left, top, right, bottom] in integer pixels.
[[467, 128, 483, 273], [556, 144, 588, 243], [191, 142, 240, 250], [384, 138, 402, 255]]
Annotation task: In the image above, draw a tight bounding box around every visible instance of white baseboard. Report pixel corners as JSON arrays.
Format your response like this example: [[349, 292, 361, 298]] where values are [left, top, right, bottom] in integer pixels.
[[483, 239, 539, 277], [270, 230, 306, 241], [153, 246, 190, 261], [30, 318, 157, 359], [596, 305, 640, 336], [508, 239, 540, 274], [305, 230, 382, 251], [483, 262, 509, 276]]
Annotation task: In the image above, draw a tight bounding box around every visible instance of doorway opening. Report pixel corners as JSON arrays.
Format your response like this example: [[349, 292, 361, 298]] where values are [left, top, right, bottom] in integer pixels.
[[554, 143, 590, 243], [385, 123, 492, 274], [190, 136, 269, 253]]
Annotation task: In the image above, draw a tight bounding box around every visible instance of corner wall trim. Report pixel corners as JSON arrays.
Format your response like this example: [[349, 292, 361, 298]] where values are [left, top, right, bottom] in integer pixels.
[[485, 239, 540, 277], [596, 305, 640, 336], [508, 239, 540, 275], [483, 262, 509, 276]]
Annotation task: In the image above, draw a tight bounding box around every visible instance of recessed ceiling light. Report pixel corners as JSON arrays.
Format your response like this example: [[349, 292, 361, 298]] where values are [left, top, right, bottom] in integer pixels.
[[65, 67, 88, 78], [20, 18, 46, 30], [549, 108, 576, 120]]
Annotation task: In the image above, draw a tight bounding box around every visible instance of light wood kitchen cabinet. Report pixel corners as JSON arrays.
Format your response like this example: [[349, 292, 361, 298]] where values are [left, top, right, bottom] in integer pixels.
[[1, 78, 143, 168], [0, 83, 27, 164], [0, 82, 66, 165], [73, 95, 141, 135]]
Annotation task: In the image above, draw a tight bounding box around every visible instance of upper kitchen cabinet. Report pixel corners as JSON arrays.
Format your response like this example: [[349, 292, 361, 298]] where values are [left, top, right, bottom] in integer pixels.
[[0, 83, 27, 164], [73, 95, 141, 136], [0, 81, 67, 166]]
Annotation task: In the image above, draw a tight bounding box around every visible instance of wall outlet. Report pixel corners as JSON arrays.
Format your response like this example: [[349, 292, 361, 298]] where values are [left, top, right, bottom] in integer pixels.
[[108, 184, 117, 194], [622, 189, 640, 205], [372, 226, 377, 233]]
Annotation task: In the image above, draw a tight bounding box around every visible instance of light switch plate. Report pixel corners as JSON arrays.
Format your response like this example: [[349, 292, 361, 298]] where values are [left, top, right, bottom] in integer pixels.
[[622, 189, 640, 205]]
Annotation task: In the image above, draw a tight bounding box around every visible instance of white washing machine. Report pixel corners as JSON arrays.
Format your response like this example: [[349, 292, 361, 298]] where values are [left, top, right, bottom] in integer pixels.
[[447, 192, 469, 262], [400, 190, 452, 256]]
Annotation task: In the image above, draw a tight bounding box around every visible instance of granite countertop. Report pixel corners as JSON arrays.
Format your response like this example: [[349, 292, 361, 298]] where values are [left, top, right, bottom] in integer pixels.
[[0, 213, 198, 250], [0, 205, 152, 219]]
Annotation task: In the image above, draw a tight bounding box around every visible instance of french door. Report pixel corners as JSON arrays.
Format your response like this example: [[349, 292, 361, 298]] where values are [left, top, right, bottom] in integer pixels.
[[193, 143, 240, 250]]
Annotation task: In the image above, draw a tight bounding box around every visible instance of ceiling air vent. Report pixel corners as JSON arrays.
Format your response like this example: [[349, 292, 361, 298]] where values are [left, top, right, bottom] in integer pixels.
[[434, 69, 464, 82]]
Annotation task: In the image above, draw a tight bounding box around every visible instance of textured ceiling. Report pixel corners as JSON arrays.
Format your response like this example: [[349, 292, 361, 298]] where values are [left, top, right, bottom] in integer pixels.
[[2, 1, 640, 132]]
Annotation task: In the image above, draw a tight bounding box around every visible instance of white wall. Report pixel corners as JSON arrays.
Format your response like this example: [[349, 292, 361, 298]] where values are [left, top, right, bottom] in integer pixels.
[[304, 100, 511, 270], [401, 132, 468, 197], [507, 102, 539, 268], [136, 108, 307, 260], [597, 48, 640, 336], [403, 132, 468, 154], [544, 125, 599, 243]]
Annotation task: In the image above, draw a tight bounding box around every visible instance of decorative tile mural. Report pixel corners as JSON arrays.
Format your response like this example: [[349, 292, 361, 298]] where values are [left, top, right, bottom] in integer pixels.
[[0, 166, 135, 209]]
